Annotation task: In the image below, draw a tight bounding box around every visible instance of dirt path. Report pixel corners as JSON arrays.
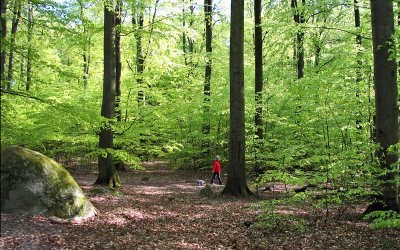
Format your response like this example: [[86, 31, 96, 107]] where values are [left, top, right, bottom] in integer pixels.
[[1, 161, 400, 249]]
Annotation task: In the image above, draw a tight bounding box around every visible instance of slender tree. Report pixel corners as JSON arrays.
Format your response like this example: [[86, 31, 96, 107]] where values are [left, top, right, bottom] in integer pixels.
[[254, 0, 263, 175], [222, 0, 252, 197], [354, 0, 362, 81], [20, 51, 25, 89], [133, 1, 145, 104], [369, 0, 399, 212], [115, 0, 122, 121], [202, 0, 212, 136], [7, 0, 22, 89], [78, 0, 91, 90], [95, 0, 121, 188], [291, 0, 305, 80], [398, 0, 400, 77], [26, 1, 33, 91], [188, 0, 195, 59], [354, 0, 363, 131], [182, 1, 187, 65], [0, 0, 7, 85]]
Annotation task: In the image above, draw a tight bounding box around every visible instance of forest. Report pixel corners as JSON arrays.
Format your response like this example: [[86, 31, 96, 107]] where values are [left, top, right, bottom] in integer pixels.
[[1, 0, 399, 249]]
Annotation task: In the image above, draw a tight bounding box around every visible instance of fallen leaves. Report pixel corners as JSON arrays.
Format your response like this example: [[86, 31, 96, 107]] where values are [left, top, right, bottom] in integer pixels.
[[1, 161, 400, 249]]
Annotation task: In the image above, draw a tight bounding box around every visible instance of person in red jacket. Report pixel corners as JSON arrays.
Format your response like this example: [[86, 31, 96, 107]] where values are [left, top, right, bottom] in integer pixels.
[[211, 155, 223, 185]]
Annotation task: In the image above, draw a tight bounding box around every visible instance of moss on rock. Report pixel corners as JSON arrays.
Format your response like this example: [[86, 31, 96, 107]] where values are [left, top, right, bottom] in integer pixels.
[[199, 184, 215, 197], [1, 145, 96, 219]]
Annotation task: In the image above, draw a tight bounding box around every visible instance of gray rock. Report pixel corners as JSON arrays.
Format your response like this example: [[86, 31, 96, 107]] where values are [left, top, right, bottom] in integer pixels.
[[1, 145, 96, 220], [199, 184, 214, 197]]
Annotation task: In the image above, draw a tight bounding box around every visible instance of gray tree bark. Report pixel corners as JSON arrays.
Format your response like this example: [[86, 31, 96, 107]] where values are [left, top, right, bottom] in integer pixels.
[[369, 0, 399, 212], [202, 0, 212, 136], [133, 2, 145, 104], [254, 0, 264, 175], [96, 0, 121, 188], [7, 0, 21, 89], [115, 0, 122, 121], [291, 0, 305, 80], [222, 0, 251, 197], [26, 1, 33, 91], [0, 0, 7, 85]]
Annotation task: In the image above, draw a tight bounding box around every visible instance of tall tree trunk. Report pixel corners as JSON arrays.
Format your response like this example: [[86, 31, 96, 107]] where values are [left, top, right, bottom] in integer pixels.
[[254, 0, 263, 176], [115, 0, 122, 121], [82, 53, 89, 88], [20, 50, 25, 89], [398, 0, 400, 77], [202, 0, 212, 136], [133, 3, 145, 105], [78, 0, 90, 90], [222, 0, 251, 197], [291, 0, 305, 80], [26, 1, 33, 91], [187, 0, 195, 72], [369, 0, 399, 212], [0, 0, 7, 85], [96, 0, 121, 188], [354, 0, 363, 131], [7, 0, 22, 89], [354, 0, 362, 82], [182, 2, 187, 65]]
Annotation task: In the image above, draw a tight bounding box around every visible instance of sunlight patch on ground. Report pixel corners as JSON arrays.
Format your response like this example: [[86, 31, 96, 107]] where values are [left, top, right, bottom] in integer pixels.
[[174, 241, 205, 249], [170, 183, 198, 190], [126, 196, 152, 203], [120, 208, 148, 220], [105, 215, 127, 226], [135, 186, 174, 195], [185, 213, 208, 220], [274, 207, 309, 216], [90, 195, 121, 205]]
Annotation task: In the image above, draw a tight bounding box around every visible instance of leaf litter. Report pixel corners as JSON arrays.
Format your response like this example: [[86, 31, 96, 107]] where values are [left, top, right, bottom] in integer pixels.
[[1, 160, 399, 249]]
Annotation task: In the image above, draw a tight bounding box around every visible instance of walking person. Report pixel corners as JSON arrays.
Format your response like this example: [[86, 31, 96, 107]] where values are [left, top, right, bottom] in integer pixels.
[[210, 155, 223, 185]]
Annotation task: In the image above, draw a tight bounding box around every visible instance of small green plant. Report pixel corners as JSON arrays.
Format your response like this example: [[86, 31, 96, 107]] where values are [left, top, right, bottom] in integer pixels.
[[254, 200, 308, 232], [363, 210, 400, 229]]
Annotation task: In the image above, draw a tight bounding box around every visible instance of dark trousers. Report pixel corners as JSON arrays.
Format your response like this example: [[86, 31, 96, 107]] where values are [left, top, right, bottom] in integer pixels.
[[211, 172, 223, 185]]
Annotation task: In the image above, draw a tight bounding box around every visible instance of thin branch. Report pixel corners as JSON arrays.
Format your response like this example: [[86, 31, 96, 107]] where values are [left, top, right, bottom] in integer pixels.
[[304, 26, 372, 40], [144, 0, 160, 61], [1, 88, 50, 103], [118, 110, 156, 135]]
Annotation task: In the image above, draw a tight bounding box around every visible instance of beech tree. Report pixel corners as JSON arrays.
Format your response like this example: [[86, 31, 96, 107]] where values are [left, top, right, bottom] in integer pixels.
[[77, 0, 91, 90], [291, 0, 305, 80], [95, 0, 121, 188], [25, 0, 33, 91], [202, 0, 212, 136], [254, 0, 263, 175], [0, 0, 7, 84], [369, 0, 399, 212], [7, 0, 22, 89], [353, 0, 363, 131], [115, 0, 122, 121], [222, 0, 251, 197], [133, 1, 145, 104]]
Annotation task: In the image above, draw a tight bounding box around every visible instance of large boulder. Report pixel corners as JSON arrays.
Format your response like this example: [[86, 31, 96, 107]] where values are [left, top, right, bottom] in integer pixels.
[[1, 145, 96, 220]]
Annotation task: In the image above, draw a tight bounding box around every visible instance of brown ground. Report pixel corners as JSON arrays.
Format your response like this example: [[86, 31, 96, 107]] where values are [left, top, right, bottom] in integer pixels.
[[1, 161, 399, 249]]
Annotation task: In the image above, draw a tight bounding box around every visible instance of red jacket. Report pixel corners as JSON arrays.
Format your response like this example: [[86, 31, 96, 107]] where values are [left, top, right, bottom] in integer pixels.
[[212, 160, 221, 173]]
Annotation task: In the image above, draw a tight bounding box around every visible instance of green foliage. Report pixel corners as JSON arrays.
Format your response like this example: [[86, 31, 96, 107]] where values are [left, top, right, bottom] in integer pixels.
[[254, 199, 307, 233], [1, 0, 398, 217], [364, 210, 400, 229]]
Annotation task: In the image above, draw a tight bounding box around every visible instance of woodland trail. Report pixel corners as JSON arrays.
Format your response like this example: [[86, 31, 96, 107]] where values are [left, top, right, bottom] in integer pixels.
[[1, 161, 400, 249]]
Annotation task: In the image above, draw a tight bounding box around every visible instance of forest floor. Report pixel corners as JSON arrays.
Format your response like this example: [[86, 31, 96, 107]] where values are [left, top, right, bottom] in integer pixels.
[[1, 160, 399, 250]]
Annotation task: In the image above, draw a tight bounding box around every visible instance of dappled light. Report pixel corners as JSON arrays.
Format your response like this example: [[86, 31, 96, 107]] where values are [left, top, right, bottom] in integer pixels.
[[2, 162, 400, 249], [1, 0, 399, 248]]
